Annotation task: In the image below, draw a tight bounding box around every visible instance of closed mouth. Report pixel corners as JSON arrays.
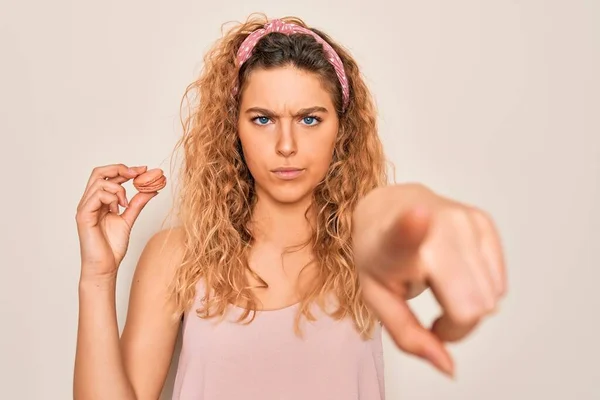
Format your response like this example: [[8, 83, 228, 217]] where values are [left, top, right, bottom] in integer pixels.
[[272, 167, 304, 172], [271, 168, 306, 179]]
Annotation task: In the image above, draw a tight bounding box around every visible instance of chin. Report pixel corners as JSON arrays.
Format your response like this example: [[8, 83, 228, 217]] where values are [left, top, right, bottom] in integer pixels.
[[274, 189, 313, 205], [259, 184, 314, 205]]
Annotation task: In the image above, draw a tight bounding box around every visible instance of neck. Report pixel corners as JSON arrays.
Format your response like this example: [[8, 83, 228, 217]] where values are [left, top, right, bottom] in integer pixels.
[[250, 191, 316, 249]]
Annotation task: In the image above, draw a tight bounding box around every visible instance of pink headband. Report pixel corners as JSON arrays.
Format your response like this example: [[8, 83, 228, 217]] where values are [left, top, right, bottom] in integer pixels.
[[235, 19, 350, 111]]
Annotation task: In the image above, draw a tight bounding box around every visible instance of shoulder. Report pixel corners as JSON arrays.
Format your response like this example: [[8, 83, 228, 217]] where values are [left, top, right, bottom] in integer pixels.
[[143, 226, 186, 257], [133, 226, 186, 287]]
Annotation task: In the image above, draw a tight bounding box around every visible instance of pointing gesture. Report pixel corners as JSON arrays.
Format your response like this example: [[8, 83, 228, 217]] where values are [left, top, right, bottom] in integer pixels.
[[352, 184, 507, 377]]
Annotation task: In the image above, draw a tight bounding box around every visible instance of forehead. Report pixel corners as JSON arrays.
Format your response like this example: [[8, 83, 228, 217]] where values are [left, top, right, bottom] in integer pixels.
[[240, 66, 335, 110]]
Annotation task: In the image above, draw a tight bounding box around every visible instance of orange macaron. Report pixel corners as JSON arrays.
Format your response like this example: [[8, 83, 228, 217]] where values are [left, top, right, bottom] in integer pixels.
[[132, 168, 167, 193]]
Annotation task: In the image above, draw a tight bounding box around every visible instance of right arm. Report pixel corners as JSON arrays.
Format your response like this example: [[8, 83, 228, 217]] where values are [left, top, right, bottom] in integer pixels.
[[120, 228, 184, 399], [73, 164, 183, 400]]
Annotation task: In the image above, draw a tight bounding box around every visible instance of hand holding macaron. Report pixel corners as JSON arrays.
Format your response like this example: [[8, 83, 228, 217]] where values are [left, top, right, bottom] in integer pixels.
[[75, 164, 167, 280]]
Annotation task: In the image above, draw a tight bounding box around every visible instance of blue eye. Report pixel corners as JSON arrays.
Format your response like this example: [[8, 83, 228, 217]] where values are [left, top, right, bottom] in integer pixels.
[[302, 116, 320, 126], [253, 116, 271, 125]]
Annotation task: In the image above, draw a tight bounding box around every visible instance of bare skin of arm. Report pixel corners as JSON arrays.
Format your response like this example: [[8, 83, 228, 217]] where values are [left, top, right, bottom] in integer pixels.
[[120, 228, 184, 399], [73, 162, 185, 399], [74, 227, 184, 400]]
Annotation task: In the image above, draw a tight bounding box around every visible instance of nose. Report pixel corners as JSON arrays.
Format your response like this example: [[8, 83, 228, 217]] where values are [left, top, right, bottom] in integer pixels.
[[275, 121, 297, 158]]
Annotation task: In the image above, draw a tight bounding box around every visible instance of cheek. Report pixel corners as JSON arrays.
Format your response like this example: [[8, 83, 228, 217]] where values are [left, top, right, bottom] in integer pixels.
[[307, 133, 337, 173], [238, 126, 264, 169], [310, 147, 334, 173], [239, 141, 264, 178]]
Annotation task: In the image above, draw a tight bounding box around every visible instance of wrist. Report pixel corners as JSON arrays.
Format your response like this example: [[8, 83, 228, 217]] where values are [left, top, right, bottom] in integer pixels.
[[78, 270, 118, 292]]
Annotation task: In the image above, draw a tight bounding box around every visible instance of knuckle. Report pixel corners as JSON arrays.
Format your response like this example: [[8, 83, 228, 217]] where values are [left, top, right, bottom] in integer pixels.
[[104, 180, 122, 194], [470, 207, 490, 221], [443, 208, 472, 228], [116, 163, 128, 173], [75, 212, 90, 225], [88, 177, 103, 189], [448, 307, 481, 326], [479, 289, 498, 311], [102, 180, 116, 192], [496, 282, 508, 299], [482, 299, 497, 315], [93, 179, 104, 188], [474, 213, 503, 248], [470, 207, 495, 230], [404, 182, 430, 194], [95, 189, 113, 201]]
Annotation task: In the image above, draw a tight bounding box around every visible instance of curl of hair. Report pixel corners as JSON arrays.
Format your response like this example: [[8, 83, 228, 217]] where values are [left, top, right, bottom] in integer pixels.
[[168, 13, 388, 339]]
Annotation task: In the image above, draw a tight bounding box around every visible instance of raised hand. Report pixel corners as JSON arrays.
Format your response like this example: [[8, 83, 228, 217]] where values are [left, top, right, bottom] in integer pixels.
[[75, 164, 167, 281], [352, 184, 507, 377]]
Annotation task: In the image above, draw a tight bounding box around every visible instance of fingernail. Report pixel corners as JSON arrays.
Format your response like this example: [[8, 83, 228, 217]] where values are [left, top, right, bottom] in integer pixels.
[[439, 358, 455, 379], [443, 366, 455, 379], [425, 348, 454, 378], [127, 168, 136, 175]]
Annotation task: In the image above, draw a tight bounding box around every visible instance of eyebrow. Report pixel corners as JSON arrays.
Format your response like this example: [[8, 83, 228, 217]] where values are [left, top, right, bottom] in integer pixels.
[[244, 106, 329, 118]]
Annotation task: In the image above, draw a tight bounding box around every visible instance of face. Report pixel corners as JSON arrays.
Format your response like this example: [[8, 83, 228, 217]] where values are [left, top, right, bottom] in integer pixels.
[[237, 66, 339, 205]]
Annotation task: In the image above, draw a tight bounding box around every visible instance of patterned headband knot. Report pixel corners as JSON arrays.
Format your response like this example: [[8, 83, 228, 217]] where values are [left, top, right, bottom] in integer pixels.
[[234, 19, 350, 111]]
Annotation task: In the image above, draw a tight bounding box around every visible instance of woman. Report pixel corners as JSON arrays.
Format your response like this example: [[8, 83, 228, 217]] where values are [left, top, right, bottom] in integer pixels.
[[74, 15, 506, 400]]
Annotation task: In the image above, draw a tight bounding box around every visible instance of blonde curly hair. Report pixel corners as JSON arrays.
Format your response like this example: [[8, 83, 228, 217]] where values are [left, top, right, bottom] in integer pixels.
[[167, 13, 389, 338]]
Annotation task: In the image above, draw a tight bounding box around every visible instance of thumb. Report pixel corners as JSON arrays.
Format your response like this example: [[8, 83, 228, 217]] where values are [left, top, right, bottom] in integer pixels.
[[121, 191, 158, 228], [383, 206, 431, 254], [374, 206, 432, 291], [361, 273, 454, 377]]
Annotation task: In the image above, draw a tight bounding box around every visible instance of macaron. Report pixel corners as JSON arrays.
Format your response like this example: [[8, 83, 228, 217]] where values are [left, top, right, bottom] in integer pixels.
[[132, 168, 167, 193]]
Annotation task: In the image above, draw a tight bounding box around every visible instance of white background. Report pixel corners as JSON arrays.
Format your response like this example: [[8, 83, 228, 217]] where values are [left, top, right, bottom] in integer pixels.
[[1, 1, 598, 399]]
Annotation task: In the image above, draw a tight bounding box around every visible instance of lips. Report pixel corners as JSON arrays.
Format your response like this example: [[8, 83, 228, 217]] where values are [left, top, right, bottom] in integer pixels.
[[133, 168, 167, 192], [271, 167, 305, 180], [272, 167, 303, 172]]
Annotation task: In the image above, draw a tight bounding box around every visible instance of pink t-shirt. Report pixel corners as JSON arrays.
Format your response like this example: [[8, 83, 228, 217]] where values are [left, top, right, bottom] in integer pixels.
[[172, 281, 385, 400]]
